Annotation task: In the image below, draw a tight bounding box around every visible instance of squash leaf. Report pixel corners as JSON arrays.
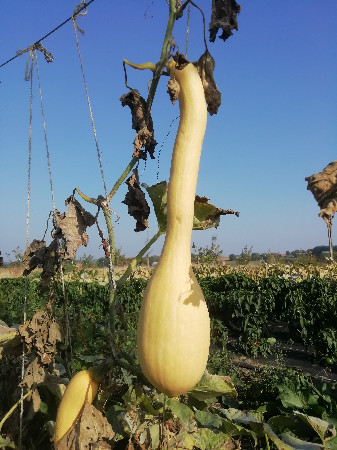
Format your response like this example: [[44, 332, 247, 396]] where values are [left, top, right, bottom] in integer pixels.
[[192, 428, 233, 450], [142, 182, 239, 233], [295, 412, 336, 444], [189, 370, 237, 401], [281, 433, 324, 449], [0, 437, 15, 449]]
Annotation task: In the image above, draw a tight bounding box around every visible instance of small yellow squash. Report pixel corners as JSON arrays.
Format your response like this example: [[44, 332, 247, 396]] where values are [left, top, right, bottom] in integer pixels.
[[54, 367, 100, 447], [137, 59, 210, 397]]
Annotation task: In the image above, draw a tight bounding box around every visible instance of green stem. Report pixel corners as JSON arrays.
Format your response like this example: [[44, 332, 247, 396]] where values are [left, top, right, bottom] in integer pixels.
[[107, 156, 138, 202], [101, 206, 117, 345], [117, 230, 162, 286], [0, 389, 32, 432], [146, 0, 177, 112], [75, 187, 97, 204]]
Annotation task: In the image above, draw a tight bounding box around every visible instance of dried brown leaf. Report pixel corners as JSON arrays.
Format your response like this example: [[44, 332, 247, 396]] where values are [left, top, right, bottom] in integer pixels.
[[22, 238, 59, 290], [122, 170, 150, 232], [194, 51, 221, 115], [54, 196, 95, 260], [167, 78, 180, 105], [209, 0, 241, 43], [31, 388, 41, 413], [306, 161, 337, 225], [22, 239, 47, 275], [57, 403, 114, 450], [19, 310, 62, 363], [120, 89, 157, 159], [22, 357, 46, 390]]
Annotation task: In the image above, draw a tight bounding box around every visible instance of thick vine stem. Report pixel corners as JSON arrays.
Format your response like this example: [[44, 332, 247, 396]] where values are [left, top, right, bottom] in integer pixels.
[[0, 389, 32, 432], [116, 230, 163, 287], [107, 156, 138, 202], [146, 0, 177, 113]]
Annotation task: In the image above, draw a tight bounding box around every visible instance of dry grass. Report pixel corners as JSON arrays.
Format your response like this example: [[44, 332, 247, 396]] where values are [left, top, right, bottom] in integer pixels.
[[0, 265, 154, 282]]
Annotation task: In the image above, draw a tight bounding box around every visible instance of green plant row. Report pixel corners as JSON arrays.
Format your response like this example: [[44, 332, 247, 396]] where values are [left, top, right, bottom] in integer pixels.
[[1, 273, 337, 364]]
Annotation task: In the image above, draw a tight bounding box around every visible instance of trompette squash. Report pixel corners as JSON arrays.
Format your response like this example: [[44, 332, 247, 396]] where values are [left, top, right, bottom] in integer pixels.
[[54, 367, 100, 447], [137, 58, 210, 397]]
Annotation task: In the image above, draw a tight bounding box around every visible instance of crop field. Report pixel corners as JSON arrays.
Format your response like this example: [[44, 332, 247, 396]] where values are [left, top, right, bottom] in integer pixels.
[[1, 261, 337, 449]]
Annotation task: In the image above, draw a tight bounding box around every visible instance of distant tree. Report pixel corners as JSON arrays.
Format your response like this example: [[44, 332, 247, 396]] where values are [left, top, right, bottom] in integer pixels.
[[236, 245, 253, 265], [228, 253, 237, 261], [6, 246, 24, 267], [251, 252, 261, 261], [97, 257, 109, 268], [80, 253, 96, 268], [192, 236, 223, 264]]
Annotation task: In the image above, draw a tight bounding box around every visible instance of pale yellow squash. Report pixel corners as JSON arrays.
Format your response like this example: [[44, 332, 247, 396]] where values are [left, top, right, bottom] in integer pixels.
[[54, 367, 100, 447], [137, 59, 210, 397]]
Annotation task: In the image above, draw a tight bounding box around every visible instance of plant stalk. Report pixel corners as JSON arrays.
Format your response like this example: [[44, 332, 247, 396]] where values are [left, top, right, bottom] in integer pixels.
[[0, 389, 32, 432], [117, 230, 162, 286]]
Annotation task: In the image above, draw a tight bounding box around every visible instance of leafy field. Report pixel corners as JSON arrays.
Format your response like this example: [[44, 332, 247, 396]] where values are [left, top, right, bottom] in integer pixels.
[[1, 263, 337, 448]]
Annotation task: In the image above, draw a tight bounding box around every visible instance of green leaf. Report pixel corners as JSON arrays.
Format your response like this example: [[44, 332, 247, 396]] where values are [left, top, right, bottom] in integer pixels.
[[281, 433, 324, 449], [295, 412, 336, 444], [263, 423, 294, 450], [268, 414, 297, 434], [194, 410, 223, 429], [142, 182, 168, 233], [166, 398, 194, 427], [143, 182, 236, 233], [192, 428, 231, 450], [193, 196, 238, 230], [0, 436, 15, 448], [189, 370, 237, 401], [278, 386, 308, 409], [149, 423, 160, 449]]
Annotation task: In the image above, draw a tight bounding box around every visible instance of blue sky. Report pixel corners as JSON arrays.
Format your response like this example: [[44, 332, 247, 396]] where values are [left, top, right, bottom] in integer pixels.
[[1, 1, 336, 261]]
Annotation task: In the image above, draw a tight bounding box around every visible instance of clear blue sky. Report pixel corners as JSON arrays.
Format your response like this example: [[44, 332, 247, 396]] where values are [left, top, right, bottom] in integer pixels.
[[1, 1, 336, 261]]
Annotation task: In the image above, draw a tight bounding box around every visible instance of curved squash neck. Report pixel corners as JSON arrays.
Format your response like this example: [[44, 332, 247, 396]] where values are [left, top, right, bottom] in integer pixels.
[[160, 62, 207, 269]]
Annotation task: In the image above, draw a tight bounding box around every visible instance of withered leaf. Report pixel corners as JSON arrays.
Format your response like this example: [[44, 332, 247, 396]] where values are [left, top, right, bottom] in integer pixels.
[[122, 170, 150, 232], [120, 89, 157, 160], [209, 0, 241, 43], [21, 357, 46, 390], [31, 388, 41, 413], [57, 403, 114, 450], [22, 239, 47, 274], [22, 239, 59, 291], [305, 161, 337, 225], [194, 51, 221, 115], [167, 77, 180, 105], [19, 310, 62, 363], [54, 196, 95, 260]]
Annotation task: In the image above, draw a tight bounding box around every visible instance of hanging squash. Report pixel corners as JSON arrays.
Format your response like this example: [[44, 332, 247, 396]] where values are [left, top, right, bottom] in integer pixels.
[[137, 58, 210, 397]]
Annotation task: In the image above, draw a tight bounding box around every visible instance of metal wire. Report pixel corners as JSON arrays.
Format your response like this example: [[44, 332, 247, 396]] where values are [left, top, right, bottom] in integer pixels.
[[0, 0, 96, 69], [72, 17, 108, 199], [19, 55, 34, 449]]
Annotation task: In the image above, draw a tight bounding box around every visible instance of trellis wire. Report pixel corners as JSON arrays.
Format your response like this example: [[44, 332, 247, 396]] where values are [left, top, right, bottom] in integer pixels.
[[72, 15, 108, 199], [35, 53, 73, 368], [19, 54, 34, 449], [0, 0, 96, 69]]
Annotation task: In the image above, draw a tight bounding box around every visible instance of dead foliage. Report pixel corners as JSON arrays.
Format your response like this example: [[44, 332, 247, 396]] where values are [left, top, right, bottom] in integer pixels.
[[120, 89, 157, 160], [306, 161, 337, 225], [194, 51, 221, 115], [209, 0, 241, 43], [122, 169, 150, 232], [56, 403, 115, 449], [54, 195, 96, 260], [22, 196, 95, 290], [19, 309, 62, 365]]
